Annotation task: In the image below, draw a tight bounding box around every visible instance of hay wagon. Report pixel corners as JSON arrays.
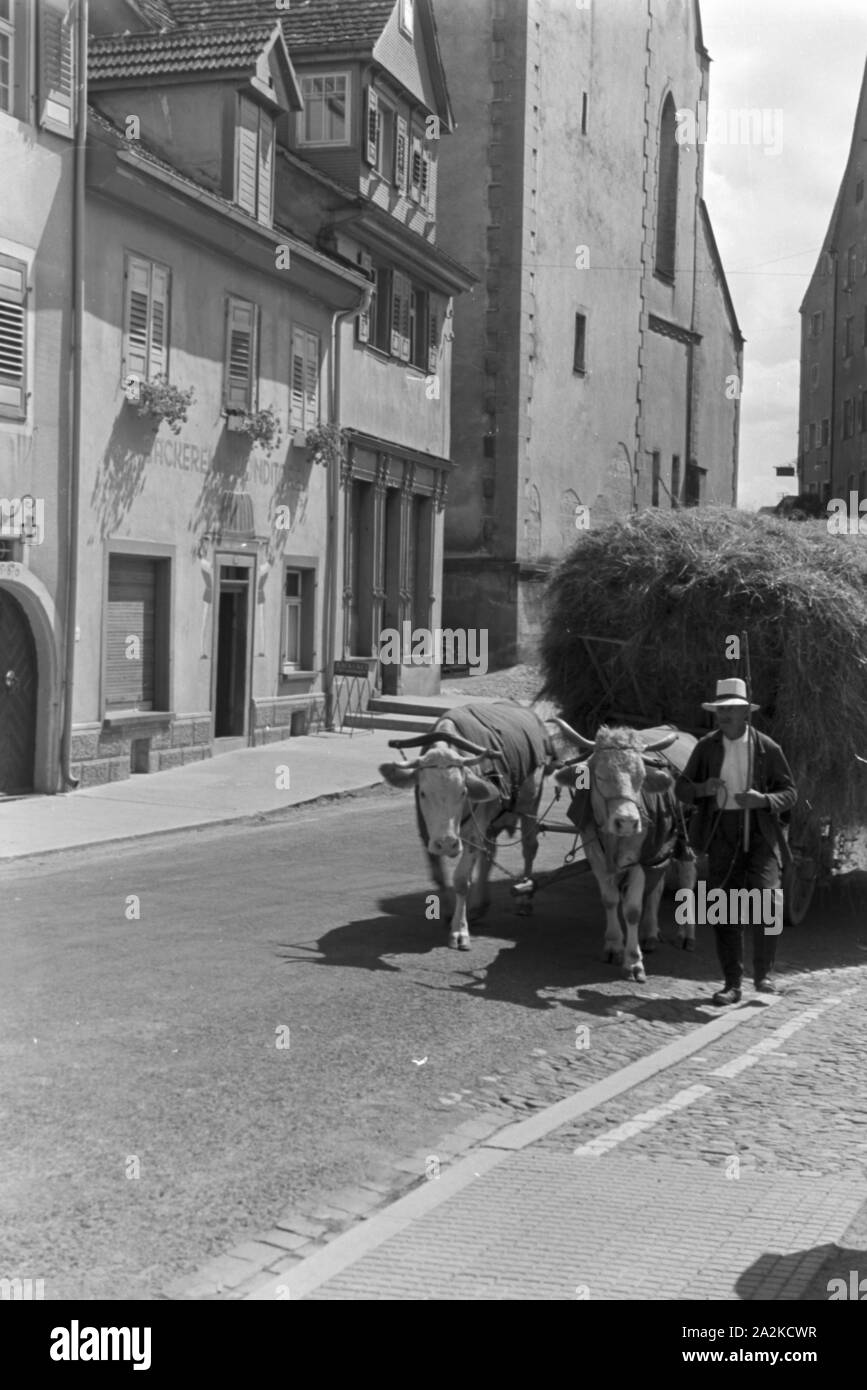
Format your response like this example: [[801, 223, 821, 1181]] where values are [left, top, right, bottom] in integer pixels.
[[520, 629, 842, 927]]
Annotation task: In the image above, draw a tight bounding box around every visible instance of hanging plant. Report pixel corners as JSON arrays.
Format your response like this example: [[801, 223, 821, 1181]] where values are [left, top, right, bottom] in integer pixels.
[[304, 421, 347, 467], [227, 405, 282, 451], [135, 375, 195, 435]]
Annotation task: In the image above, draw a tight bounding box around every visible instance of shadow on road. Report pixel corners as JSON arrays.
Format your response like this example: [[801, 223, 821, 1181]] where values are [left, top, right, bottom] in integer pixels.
[[735, 1242, 867, 1301]]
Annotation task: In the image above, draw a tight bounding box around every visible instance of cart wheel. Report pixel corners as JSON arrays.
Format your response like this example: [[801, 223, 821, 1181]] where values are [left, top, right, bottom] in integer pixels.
[[783, 857, 816, 925]]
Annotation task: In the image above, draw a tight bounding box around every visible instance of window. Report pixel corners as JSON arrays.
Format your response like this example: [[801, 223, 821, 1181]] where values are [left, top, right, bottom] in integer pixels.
[[671, 455, 680, 506], [223, 296, 258, 413], [122, 253, 170, 384], [399, 0, 414, 39], [369, 263, 392, 352], [391, 270, 411, 361], [847, 244, 857, 288], [651, 450, 661, 507], [409, 287, 427, 370], [811, 311, 823, 337], [282, 569, 302, 671], [409, 133, 423, 200], [365, 85, 379, 165], [655, 94, 678, 281], [0, 0, 13, 114], [845, 315, 854, 357], [808, 421, 817, 450], [300, 72, 349, 146], [235, 95, 273, 225], [573, 312, 586, 374], [105, 554, 169, 711], [281, 563, 315, 674], [822, 417, 830, 445], [843, 397, 854, 439], [377, 100, 395, 181], [38, 0, 75, 137], [290, 327, 320, 430], [0, 251, 26, 420]]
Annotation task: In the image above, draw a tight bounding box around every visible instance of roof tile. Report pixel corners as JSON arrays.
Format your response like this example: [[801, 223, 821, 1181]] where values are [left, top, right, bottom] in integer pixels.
[[168, 0, 397, 52], [89, 22, 277, 81]]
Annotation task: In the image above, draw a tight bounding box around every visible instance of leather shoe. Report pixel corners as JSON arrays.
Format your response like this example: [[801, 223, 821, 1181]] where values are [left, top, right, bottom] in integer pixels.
[[755, 977, 777, 994], [712, 986, 742, 1006]]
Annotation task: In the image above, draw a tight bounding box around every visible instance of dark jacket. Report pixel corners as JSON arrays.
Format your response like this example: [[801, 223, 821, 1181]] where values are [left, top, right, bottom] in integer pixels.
[[675, 728, 797, 863]]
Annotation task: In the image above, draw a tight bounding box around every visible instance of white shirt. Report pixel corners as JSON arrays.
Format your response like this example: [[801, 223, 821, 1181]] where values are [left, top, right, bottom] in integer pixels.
[[720, 728, 752, 809]]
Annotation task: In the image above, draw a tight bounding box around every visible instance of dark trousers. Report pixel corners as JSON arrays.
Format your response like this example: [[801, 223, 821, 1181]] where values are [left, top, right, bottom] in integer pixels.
[[704, 810, 781, 988]]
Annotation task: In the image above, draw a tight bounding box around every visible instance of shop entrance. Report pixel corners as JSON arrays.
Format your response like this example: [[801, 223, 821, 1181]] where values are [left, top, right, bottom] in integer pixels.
[[213, 562, 252, 742]]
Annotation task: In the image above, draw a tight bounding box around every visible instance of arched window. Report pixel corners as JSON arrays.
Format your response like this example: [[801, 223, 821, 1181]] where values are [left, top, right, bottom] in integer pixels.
[[655, 95, 678, 281]]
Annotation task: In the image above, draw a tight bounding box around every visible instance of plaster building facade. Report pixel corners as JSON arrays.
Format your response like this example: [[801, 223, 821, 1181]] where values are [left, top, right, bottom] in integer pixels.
[[798, 60, 867, 508], [434, 0, 743, 666], [0, 0, 79, 794]]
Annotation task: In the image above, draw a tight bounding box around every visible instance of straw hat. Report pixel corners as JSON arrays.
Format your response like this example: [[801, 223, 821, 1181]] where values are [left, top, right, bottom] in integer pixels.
[[701, 677, 760, 712]]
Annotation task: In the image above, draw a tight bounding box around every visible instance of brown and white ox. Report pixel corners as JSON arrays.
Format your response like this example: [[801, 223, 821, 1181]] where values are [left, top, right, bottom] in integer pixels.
[[553, 720, 698, 982], [379, 705, 553, 950]]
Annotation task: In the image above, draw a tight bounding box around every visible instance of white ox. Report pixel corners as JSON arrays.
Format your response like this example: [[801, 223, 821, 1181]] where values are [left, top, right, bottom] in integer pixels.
[[380, 704, 553, 950], [554, 720, 698, 982]]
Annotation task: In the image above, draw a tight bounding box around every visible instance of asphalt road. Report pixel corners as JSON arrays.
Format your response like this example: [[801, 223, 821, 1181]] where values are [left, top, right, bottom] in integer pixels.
[[2, 791, 865, 1300]]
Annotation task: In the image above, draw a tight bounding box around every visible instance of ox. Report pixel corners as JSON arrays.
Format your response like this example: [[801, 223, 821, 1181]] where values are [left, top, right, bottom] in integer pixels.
[[380, 702, 554, 950], [554, 720, 697, 982]]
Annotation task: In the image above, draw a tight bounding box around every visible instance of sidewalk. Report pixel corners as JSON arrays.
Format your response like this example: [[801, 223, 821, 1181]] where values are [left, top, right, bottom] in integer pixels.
[[0, 728, 395, 861], [239, 973, 867, 1301]]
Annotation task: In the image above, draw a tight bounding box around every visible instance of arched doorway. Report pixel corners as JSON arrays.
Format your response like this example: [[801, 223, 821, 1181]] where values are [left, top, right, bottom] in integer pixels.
[[0, 587, 38, 794]]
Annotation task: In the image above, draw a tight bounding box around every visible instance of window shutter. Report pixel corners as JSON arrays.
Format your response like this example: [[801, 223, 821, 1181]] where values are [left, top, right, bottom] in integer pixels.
[[290, 328, 306, 429], [365, 86, 379, 166], [304, 331, 320, 427], [106, 557, 157, 709], [123, 256, 151, 382], [257, 112, 274, 226], [225, 297, 257, 411], [236, 95, 259, 216], [0, 254, 27, 419], [356, 252, 372, 343], [427, 299, 439, 374], [39, 0, 75, 139], [395, 116, 408, 193], [421, 151, 432, 208], [149, 264, 170, 381], [410, 135, 422, 200], [391, 272, 411, 361]]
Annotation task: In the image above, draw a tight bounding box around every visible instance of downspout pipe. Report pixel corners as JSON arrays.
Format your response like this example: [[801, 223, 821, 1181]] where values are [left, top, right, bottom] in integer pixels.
[[325, 288, 372, 726], [60, 0, 87, 790]]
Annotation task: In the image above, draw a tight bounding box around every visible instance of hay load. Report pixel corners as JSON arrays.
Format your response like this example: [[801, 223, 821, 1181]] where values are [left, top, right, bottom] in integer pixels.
[[539, 506, 867, 833]]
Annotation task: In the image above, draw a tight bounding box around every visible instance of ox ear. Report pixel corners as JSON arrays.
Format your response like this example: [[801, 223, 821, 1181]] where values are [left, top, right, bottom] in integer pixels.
[[465, 774, 501, 804], [643, 765, 674, 793], [379, 762, 417, 789], [554, 765, 578, 788]]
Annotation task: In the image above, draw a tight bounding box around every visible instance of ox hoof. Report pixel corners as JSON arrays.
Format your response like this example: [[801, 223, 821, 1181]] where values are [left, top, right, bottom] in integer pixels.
[[626, 964, 646, 983], [604, 949, 624, 967]]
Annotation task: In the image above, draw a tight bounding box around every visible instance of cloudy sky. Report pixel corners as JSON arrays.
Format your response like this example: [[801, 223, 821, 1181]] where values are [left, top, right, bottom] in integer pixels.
[[699, 0, 867, 508]]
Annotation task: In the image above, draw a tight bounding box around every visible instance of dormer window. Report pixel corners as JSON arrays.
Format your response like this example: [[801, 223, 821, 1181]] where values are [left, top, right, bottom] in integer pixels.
[[299, 72, 350, 147], [235, 95, 274, 226], [399, 0, 414, 39]]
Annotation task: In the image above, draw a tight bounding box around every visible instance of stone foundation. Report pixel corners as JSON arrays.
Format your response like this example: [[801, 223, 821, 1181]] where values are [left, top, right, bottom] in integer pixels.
[[251, 693, 327, 745], [69, 713, 213, 786]]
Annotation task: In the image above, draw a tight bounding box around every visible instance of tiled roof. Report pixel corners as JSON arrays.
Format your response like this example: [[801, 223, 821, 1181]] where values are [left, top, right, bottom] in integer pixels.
[[89, 21, 278, 81], [168, 0, 397, 52]]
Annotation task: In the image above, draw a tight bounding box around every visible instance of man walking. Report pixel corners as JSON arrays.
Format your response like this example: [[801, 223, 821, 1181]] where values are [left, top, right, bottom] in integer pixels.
[[676, 678, 797, 1005]]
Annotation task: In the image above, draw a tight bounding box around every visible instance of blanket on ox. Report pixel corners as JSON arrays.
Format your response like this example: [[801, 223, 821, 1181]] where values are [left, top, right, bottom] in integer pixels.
[[438, 702, 552, 827], [566, 754, 683, 872]]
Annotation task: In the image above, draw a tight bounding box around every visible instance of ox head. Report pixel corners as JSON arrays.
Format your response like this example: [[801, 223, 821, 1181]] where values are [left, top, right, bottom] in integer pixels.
[[380, 740, 501, 858], [552, 718, 677, 838]]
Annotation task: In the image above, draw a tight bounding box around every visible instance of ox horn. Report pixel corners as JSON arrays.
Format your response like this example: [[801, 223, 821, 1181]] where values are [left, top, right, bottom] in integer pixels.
[[552, 716, 596, 751], [388, 732, 499, 758], [642, 732, 678, 754]]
